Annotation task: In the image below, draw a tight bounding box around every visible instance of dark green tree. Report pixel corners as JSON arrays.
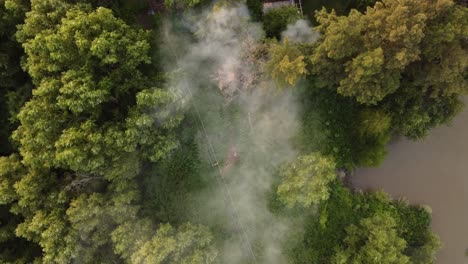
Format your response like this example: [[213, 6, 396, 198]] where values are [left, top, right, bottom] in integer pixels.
[[277, 153, 336, 208], [164, 0, 208, 10], [287, 182, 440, 263], [246, 0, 263, 22], [6, 1, 182, 262], [298, 87, 391, 169], [267, 38, 309, 86], [263, 5, 302, 39], [311, 0, 467, 138], [332, 213, 410, 264], [0, 155, 42, 263], [0, 1, 42, 262]]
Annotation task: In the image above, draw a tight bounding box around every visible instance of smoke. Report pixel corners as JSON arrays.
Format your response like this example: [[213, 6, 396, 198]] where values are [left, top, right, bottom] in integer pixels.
[[281, 19, 319, 43], [160, 5, 266, 102], [159, 4, 303, 263]]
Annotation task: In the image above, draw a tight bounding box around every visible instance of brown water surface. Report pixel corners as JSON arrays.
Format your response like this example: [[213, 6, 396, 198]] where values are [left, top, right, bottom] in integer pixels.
[[351, 105, 468, 264]]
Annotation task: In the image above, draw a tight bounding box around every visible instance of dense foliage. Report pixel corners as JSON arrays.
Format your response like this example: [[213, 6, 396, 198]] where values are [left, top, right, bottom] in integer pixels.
[[274, 0, 468, 167], [311, 0, 468, 138], [0, 1, 204, 263], [266, 38, 309, 86], [287, 182, 440, 264], [246, 0, 263, 22], [277, 153, 336, 208], [298, 86, 391, 169], [0, 0, 31, 156], [263, 5, 302, 39], [0, 0, 464, 263], [332, 213, 409, 264]]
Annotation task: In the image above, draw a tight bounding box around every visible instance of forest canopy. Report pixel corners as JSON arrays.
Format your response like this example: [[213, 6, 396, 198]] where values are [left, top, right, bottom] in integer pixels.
[[0, 0, 465, 263]]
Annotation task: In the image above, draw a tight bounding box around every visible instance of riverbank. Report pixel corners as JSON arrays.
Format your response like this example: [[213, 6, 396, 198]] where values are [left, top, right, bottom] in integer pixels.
[[351, 101, 468, 264]]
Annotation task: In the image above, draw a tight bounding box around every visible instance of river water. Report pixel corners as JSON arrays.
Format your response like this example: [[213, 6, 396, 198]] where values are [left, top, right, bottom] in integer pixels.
[[351, 104, 468, 264]]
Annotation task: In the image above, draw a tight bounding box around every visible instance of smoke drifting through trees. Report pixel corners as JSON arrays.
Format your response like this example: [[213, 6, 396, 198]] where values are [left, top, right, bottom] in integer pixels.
[[281, 19, 319, 43], [0, 0, 456, 262], [159, 4, 316, 263]]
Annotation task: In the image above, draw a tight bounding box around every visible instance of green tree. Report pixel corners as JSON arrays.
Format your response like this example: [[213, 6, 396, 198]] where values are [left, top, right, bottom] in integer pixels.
[[382, 84, 464, 139], [246, 0, 263, 22], [394, 204, 441, 264], [312, 1, 427, 104], [332, 213, 410, 264], [8, 1, 182, 262], [354, 0, 377, 10], [263, 5, 302, 39], [287, 181, 441, 263], [311, 0, 467, 137], [0, 155, 41, 263], [0, 0, 31, 155], [0, 1, 42, 262], [408, 232, 440, 264], [15, 2, 180, 170], [65, 188, 139, 263], [354, 109, 391, 166], [298, 86, 391, 169], [277, 153, 336, 208], [164, 0, 207, 10], [129, 223, 217, 264], [267, 38, 309, 86]]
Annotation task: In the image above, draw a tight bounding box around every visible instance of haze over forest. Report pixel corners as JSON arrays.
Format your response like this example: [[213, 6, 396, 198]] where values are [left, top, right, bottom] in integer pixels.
[[0, 0, 466, 263]]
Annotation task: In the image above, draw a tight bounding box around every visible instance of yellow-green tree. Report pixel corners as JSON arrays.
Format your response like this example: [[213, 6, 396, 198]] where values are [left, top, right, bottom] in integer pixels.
[[7, 1, 182, 262], [267, 38, 309, 87], [0, 0, 31, 156], [277, 153, 336, 208], [354, 109, 391, 166], [311, 0, 467, 138], [332, 213, 410, 264]]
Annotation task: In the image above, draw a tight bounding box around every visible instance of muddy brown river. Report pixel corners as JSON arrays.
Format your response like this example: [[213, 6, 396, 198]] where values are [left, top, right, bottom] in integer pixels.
[[351, 103, 468, 264]]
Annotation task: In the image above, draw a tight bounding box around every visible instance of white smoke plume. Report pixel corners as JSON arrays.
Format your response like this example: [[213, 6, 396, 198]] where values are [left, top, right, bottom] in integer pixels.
[[281, 19, 320, 43], [160, 4, 302, 263], [161, 5, 267, 102]]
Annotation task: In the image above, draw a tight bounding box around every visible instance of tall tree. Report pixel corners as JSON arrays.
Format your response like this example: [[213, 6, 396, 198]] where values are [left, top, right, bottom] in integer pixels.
[[267, 38, 309, 87], [15, 1, 181, 171], [246, 0, 263, 22], [7, 1, 182, 262], [332, 213, 410, 264], [277, 153, 336, 208], [311, 0, 467, 137], [164, 0, 208, 10], [0, 155, 41, 263], [0, 1, 42, 262], [114, 222, 217, 264]]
